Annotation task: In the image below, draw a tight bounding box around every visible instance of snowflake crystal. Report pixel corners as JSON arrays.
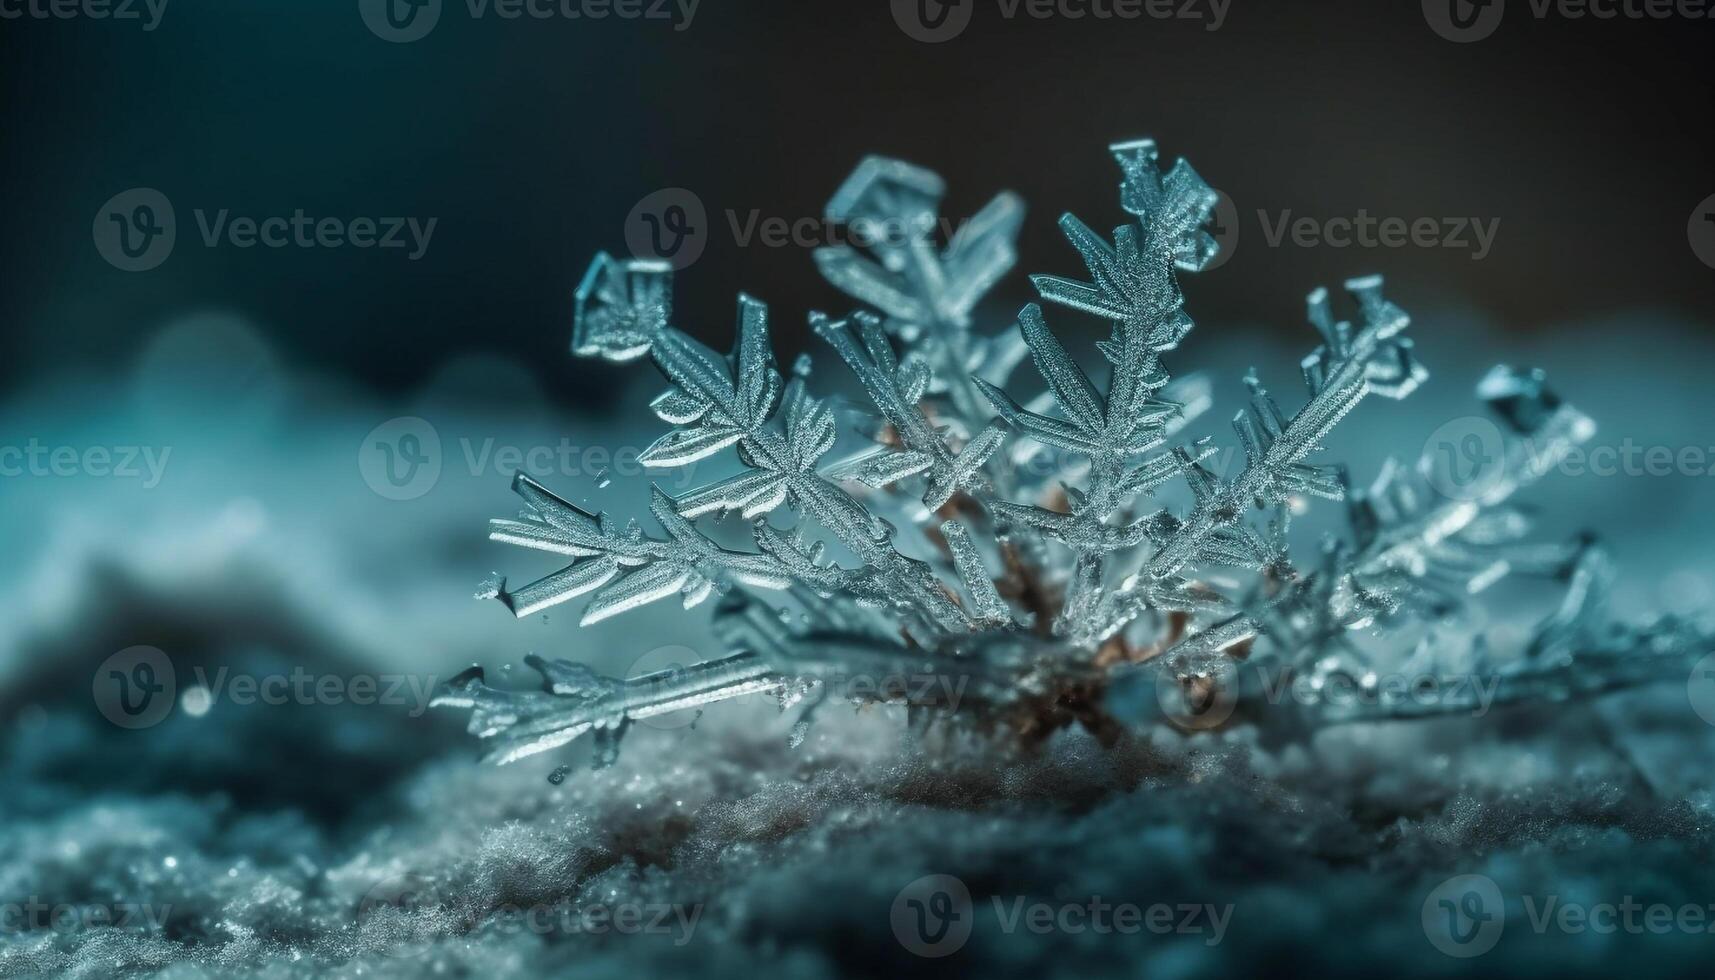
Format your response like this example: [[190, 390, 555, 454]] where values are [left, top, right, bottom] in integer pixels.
[[434, 139, 1710, 767]]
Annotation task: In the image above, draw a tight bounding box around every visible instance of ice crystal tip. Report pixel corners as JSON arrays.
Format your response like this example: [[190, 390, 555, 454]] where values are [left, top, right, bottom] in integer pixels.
[[825, 154, 947, 224], [572, 251, 674, 362], [1477, 364, 1564, 434], [442, 139, 1706, 770]]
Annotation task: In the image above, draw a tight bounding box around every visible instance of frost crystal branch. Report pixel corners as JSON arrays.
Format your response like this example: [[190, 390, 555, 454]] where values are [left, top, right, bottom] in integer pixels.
[[436, 140, 1712, 767]]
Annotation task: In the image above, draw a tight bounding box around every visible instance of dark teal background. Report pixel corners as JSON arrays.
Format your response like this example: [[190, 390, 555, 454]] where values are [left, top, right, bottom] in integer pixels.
[[2, 0, 1711, 405], [2, 7, 1715, 978]]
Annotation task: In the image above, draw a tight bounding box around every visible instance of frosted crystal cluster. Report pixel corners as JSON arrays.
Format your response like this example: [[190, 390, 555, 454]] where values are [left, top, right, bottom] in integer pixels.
[[436, 140, 1707, 766]]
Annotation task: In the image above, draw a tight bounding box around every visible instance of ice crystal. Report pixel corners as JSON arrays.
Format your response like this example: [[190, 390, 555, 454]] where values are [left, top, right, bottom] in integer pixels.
[[437, 140, 1712, 766]]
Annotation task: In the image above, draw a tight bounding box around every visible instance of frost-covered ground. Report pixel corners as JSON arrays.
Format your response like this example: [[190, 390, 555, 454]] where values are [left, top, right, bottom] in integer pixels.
[[2, 307, 1713, 978], [7, 669, 1715, 978]]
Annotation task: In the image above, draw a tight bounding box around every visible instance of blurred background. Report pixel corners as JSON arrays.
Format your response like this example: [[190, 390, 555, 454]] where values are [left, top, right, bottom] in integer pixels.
[[4, 0, 1712, 712], [1, 2, 1713, 976], [4, 0, 1713, 397]]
